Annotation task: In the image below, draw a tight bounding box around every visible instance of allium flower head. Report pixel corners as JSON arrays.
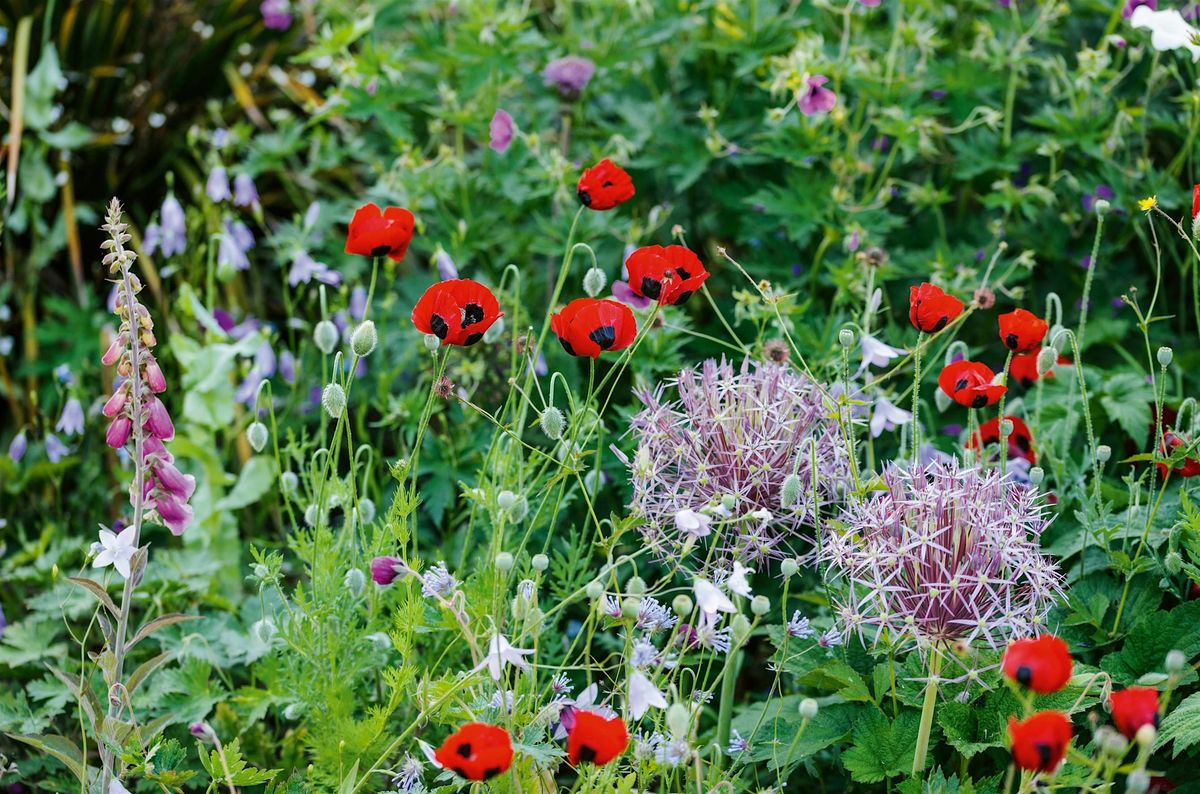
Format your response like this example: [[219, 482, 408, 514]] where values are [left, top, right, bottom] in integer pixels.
[[619, 358, 849, 569], [821, 459, 1063, 654]]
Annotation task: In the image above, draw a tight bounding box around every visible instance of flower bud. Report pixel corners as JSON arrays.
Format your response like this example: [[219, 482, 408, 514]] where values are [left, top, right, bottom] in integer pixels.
[[1036, 346, 1058, 375], [538, 407, 566, 442], [314, 320, 338, 354], [253, 563, 270, 579], [583, 267, 607, 298], [253, 617, 277, 644], [1165, 551, 1183, 575], [585, 580, 604, 600], [358, 498, 377, 525], [1097, 726, 1127, 757], [621, 596, 642, 619], [1193, 214, 1200, 243], [1135, 724, 1157, 747], [731, 614, 752, 646], [283, 703, 305, 720], [322, 383, 346, 418], [799, 698, 819, 720], [246, 421, 268, 452], [721, 494, 736, 512], [780, 474, 802, 509], [781, 558, 799, 578], [344, 567, 366, 596], [625, 576, 647, 596], [351, 320, 378, 357], [280, 471, 299, 495], [423, 333, 440, 352], [1094, 198, 1111, 215], [495, 552, 514, 572], [531, 553, 549, 572], [999, 419, 1013, 438], [497, 490, 518, 511], [751, 595, 770, 616], [304, 504, 320, 527], [672, 594, 693, 616], [1126, 770, 1150, 794], [1029, 466, 1045, 486], [666, 703, 691, 738], [483, 316, 505, 343], [839, 328, 855, 348], [1166, 649, 1187, 673], [1050, 327, 1068, 354], [1157, 346, 1173, 368], [1097, 444, 1112, 464]]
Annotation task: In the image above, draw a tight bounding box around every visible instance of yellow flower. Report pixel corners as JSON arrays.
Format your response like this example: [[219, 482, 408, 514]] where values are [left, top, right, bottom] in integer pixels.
[[1138, 195, 1158, 212]]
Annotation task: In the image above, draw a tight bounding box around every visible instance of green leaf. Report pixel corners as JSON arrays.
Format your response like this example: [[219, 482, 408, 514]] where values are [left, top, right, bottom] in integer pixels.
[[129, 613, 202, 649], [40, 121, 93, 149], [1155, 691, 1200, 758], [938, 700, 1002, 758], [1101, 601, 1200, 684], [338, 760, 359, 794], [217, 456, 278, 511], [840, 707, 921, 784], [5, 733, 85, 782], [1099, 373, 1153, 440], [729, 697, 860, 769], [67, 575, 118, 616]]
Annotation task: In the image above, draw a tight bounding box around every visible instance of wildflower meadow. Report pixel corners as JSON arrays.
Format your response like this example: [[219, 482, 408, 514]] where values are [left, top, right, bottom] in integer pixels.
[[7, 1, 1200, 792]]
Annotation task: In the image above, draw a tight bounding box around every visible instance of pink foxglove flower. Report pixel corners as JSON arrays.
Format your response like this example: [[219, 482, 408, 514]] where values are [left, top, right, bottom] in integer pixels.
[[798, 75, 837, 116]]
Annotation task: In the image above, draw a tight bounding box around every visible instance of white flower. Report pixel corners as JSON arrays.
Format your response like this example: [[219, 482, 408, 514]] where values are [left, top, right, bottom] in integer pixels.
[[475, 633, 534, 681], [92, 528, 137, 579], [628, 669, 668, 720], [726, 562, 753, 598], [858, 333, 906, 373], [674, 508, 712, 537], [869, 395, 912, 438], [1129, 6, 1200, 60], [110, 781, 132, 794], [694, 578, 736, 615]]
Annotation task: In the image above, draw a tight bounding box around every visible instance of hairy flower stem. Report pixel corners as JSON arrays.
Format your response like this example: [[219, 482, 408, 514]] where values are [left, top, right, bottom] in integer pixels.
[[997, 349, 1014, 477], [911, 647, 943, 776], [101, 222, 148, 791], [911, 331, 924, 460], [1077, 211, 1106, 344]]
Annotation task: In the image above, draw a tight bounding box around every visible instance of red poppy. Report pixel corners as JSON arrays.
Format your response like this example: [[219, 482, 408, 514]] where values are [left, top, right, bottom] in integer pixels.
[[624, 245, 710, 305], [1158, 431, 1200, 478], [969, 415, 1036, 464], [551, 298, 637, 358], [433, 722, 514, 781], [1109, 687, 1161, 739], [937, 360, 1006, 408], [1002, 635, 1072, 694], [1192, 184, 1200, 221], [1008, 711, 1072, 774], [344, 203, 415, 262], [909, 283, 964, 333], [577, 159, 635, 211], [567, 710, 629, 766], [411, 279, 503, 346], [998, 309, 1049, 354]]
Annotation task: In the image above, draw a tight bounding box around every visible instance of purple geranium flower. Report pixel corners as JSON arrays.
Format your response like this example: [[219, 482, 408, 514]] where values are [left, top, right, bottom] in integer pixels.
[[798, 75, 837, 116], [489, 109, 514, 153], [543, 56, 595, 99], [9, 431, 27, 462], [435, 250, 458, 281]]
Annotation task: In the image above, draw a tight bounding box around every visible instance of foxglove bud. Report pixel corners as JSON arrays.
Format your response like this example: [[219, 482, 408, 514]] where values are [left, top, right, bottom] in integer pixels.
[[539, 407, 566, 440], [672, 594, 693, 616], [322, 383, 346, 417], [351, 321, 378, 357], [780, 473, 802, 509], [1158, 346, 1174, 368], [531, 553, 549, 572], [799, 698, 819, 720], [246, 421, 268, 452], [314, 320, 338, 354], [583, 267, 607, 297], [344, 567, 366, 596], [423, 333, 440, 352], [751, 595, 770, 616]]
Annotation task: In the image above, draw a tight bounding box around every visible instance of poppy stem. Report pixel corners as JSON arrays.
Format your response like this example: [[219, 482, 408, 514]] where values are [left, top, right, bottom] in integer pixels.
[[911, 331, 924, 461], [1076, 211, 1106, 346], [997, 349, 1014, 478], [911, 646, 943, 776]]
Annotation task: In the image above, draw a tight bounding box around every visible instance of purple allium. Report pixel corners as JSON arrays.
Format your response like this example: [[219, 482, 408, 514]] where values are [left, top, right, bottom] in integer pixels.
[[260, 0, 292, 30], [489, 108, 514, 153], [821, 459, 1063, 656], [797, 75, 837, 116], [542, 55, 595, 99], [618, 358, 850, 570]]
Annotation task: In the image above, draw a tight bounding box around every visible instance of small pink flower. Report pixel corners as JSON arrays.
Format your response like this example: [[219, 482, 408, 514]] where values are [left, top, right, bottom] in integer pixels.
[[489, 109, 514, 154], [144, 396, 175, 441], [102, 388, 128, 418], [106, 416, 132, 448], [145, 358, 167, 393], [798, 75, 837, 116], [371, 555, 408, 585]]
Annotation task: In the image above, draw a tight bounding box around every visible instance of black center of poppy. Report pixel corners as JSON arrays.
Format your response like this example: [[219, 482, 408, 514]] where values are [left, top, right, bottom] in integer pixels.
[[674, 290, 694, 305], [577, 190, 592, 206], [589, 325, 617, 350], [955, 378, 969, 391], [430, 313, 449, 339], [559, 337, 576, 356], [971, 394, 988, 408], [462, 303, 484, 327], [456, 743, 473, 759], [1016, 665, 1032, 686], [640, 277, 662, 299], [1035, 742, 1053, 771], [932, 316, 948, 332], [1005, 333, 1020, 350], [483, 767, 502, 780], [578, 744, 597, 763], [1015, 435, 1030, 452], [464, 332, 483, 346], [370, 244, 391, 257], [675, 266, 692, 280], [602, 180, 613, 187], [1020, 376, 1034, 387]]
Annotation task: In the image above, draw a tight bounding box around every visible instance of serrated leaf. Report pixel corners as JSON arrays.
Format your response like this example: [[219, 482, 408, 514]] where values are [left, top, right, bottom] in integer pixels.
[[840, 707, 921, 783], [1155, 691, 1200, 758]]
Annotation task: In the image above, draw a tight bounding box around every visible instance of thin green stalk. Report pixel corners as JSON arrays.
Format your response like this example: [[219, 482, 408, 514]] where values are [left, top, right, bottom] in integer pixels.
[[911, 647, 944, 776]]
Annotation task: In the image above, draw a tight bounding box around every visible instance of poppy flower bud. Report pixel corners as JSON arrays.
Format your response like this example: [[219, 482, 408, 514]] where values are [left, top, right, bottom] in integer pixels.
[[314, 320, 339, 354], [253, 617, 277, 644], [246, 421, 268, 452], [322, 383, 346, 418], [423, 333, 440, 352], [495, 552, 514, 572], [1036, 346, 1058, 375], [253, 563, 270, 579], [1157, 346, 1173, 368], [731, 614, 752, 645], [799, 698, 819, 720], [1125, 770, 1150, 794], [1029, 466, 1045, 486], [1097, 444, 1112, 463], [1050, 327, 1068, 354], [721, 494, 737, 512], [1135, 724, 1157, 747], [283, 703, 305, 720], [351, 320, 378, 357], [1165, 551, 1182, 574], [780, 473, 802, 508], [1166, 649, 1186, 672], [666, 703, 691, 738], [621, 596, 642, 619], [304, 504, 320, 527], [751, 595, 770, 616], [583, 267, 607, 298], [497, 490, 518, 511], [672, 594, 693, 616], [357, 498, 377, 525], [1093, 198, 1110, 215], [344, 567, 366, 596], [839, 328, 855, 348], [586, 580, 604, 600], [999, 419, 1014, 438], [280, 471, 298, 495], [531, 553, 549, 572], [540, 406, 566, 439], [625, 576, 647, 596], [1096, 726, 1127, 756]]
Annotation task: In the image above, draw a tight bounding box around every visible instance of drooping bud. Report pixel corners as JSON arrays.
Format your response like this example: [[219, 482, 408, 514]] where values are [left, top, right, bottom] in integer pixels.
[[280, 471, 299, 495], [780, 473, 802, 509], [539, 406, 566, 440], [483, 316, 505, 343], [314, 320, 338, 354], [1036, 346, 1058, 375], [322, 383, 346, 418], [344, 567, 366, 596], [583, 267, 607, 298], [246, 421, 268, 452], [351, 320, 378, 357], [357, 498, 377, 525], [1165, 551, 1183, 575], [666, 703, 691, 738]]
